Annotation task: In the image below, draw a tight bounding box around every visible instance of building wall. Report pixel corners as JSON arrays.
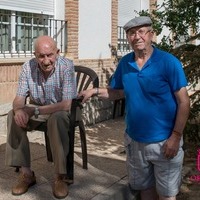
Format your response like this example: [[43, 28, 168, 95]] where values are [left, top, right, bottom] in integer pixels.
[[118, 0, 150, 27], [0, 0, 119, 125], [79, 0, 112, 59], [0, 0, 118, 104], [0, 61, 23, 103], [65, 0, 117, 88], [0, 0, 160, 105], [0, 0, 54, 15]]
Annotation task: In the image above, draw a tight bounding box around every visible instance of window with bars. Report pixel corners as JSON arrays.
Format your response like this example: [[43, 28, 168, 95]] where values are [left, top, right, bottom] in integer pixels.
[[0, 9, 67, 58], [117, 26, 131, 56]]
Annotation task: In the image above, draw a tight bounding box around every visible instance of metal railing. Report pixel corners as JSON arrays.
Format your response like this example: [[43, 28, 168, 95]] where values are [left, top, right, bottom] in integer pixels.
[[117, 26, 131, 56], [0, 12, 67, 58]]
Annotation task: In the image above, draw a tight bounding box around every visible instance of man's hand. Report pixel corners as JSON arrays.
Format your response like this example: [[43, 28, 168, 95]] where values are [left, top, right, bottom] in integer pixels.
[[14, 106, 34, 128], [162, 133, 181, 159], [14, 108, 30, 128], [78, 89, 95, 103]]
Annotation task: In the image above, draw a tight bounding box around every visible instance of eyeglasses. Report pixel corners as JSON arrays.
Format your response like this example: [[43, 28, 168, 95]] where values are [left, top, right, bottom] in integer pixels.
[[128, 29, 152, 38]]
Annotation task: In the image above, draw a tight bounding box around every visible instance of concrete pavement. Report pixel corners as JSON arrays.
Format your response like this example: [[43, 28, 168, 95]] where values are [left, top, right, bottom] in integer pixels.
[[0, 117, 140, 200]]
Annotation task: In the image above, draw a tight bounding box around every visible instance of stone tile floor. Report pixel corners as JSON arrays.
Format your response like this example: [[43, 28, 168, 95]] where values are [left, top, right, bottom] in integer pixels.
[[0, 116, 200, 199], [0, 117, 137, 200]]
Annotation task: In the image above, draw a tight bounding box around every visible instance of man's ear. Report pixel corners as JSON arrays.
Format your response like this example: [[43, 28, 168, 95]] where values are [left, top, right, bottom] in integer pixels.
[[57, 49, 60, 55]]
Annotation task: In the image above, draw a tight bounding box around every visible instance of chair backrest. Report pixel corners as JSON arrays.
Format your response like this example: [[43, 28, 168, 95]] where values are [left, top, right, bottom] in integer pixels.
[[74, 65, 99, 93]]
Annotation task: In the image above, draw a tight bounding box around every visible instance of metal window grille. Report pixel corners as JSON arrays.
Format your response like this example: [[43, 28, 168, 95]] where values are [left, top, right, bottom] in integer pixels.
[[0, 10, 67, 58], [117, 26, 131, 56]]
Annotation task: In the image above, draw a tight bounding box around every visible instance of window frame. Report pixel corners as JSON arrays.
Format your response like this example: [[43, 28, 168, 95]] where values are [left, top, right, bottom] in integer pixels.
[[0, 9, 67, 58]]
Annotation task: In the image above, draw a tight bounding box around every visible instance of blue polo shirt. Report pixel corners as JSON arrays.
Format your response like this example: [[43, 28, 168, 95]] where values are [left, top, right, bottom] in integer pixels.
[[110, 47, 188, 143]]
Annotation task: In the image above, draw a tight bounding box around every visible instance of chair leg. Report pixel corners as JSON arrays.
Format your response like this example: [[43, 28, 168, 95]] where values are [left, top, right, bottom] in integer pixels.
[[121, 98, 125, 116], [67, 123, 75, 181], [113, 99, 125, 118], [112, 100, 118, 119], [78, 120, 88, 169], [15, 166, 21, 172], [44, 131, 53, 162]]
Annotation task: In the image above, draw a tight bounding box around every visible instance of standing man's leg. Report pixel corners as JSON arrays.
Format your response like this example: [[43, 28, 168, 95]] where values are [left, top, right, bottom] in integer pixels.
[[159, 197, 176, 200], [154, 139, 184, 200], [124, 133, 158, 200], [140, 187, 158, 200]]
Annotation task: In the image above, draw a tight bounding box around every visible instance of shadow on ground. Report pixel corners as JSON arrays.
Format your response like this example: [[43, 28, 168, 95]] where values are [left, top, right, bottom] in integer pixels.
[[0, 141, 129, 200]]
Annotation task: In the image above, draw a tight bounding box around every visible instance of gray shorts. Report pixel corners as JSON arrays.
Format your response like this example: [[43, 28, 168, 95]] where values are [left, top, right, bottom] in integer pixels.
[[124, 133, 184, 197]]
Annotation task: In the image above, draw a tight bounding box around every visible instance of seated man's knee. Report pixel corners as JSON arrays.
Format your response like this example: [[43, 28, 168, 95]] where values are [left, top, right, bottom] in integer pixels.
[[7, 110, 14, 120], [48, 111, 70, 123]]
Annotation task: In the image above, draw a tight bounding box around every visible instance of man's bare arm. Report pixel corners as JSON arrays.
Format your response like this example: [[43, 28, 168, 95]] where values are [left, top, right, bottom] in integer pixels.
[[78, 87, 124, 103]]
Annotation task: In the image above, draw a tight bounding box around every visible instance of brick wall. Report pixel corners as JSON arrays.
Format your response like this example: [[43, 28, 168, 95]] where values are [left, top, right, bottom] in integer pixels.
[[150, 0, 157, 42], [0, 62, 23, 104], [65, 0, 79, 60], [149, 0, 156, 11]]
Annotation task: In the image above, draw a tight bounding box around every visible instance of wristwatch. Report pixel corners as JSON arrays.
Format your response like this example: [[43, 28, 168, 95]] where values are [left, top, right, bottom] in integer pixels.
[[34, 107, 40, 119]]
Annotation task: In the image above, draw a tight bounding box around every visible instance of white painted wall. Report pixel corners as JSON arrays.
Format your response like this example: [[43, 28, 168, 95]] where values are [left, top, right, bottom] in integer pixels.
[[118, 0, 149, 27], [79, 0, 112, 59], [53, 0, 65, 52], [54, 0, 65, 20], [156, 0, 170, 44]]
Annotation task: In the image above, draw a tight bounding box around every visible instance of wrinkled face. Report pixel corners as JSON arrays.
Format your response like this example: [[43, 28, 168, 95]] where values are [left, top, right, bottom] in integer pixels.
[[34, 43, 59, 73], [126, 26, 153, 51]]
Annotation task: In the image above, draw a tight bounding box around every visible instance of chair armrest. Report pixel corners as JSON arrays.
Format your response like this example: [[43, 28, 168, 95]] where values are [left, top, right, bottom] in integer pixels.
[[72, 98, 83, 109]]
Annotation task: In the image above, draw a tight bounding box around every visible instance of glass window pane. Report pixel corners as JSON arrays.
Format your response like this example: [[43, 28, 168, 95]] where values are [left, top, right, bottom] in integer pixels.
[[16, 12, 50, 52], [0, 9, 66, 57], [0, 10, 11, 53]]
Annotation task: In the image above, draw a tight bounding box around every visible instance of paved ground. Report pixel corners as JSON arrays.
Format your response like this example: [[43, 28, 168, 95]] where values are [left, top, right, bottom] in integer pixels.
[[0, 115, 200, 199], [177, 143, 200, 200], [0, 117, 140, 200]]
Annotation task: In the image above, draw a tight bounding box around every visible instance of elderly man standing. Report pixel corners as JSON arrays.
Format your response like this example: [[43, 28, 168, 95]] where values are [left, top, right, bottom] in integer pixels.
[[79, 16, 190, 200], [5, 35, 77, 199]]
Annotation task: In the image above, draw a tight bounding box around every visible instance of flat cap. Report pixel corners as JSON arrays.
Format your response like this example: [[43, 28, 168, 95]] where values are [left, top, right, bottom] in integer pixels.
[[123, 16, 152, 32]]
